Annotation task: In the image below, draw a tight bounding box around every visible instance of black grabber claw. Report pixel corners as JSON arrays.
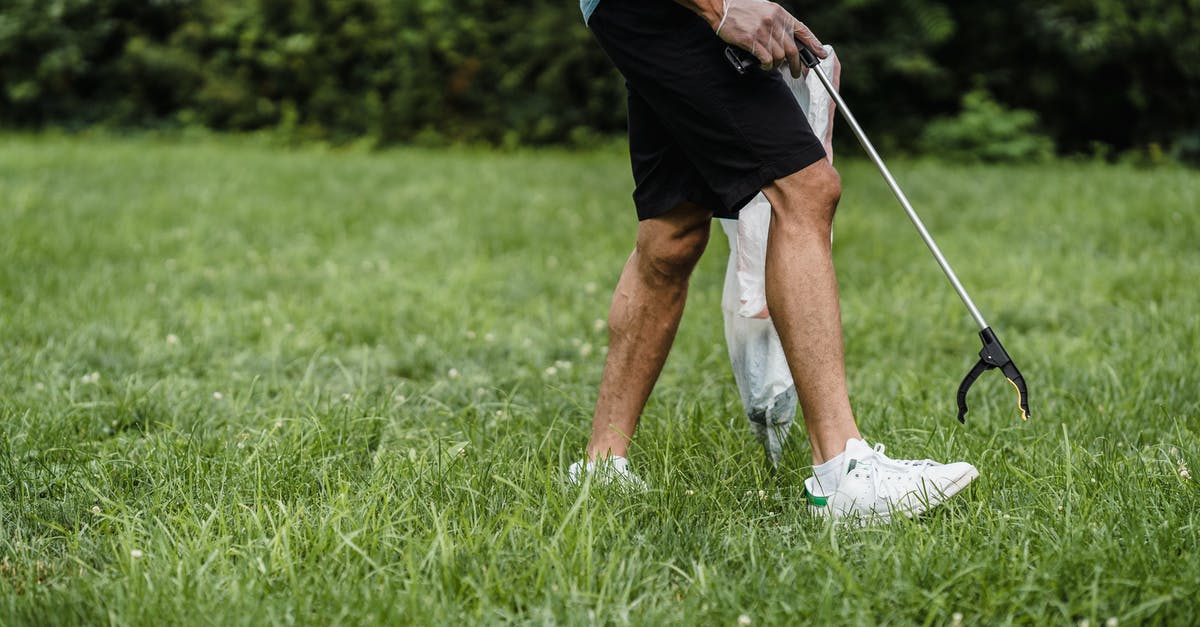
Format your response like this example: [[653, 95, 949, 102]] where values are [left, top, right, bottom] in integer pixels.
[[956, 327, 1031, 423]]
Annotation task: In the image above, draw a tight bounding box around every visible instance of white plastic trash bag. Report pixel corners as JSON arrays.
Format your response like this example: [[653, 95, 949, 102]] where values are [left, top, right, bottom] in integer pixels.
[[720, 46, 840, 465]]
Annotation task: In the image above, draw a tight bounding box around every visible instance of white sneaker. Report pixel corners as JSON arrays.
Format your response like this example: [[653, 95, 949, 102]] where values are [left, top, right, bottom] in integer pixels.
[[805, 439, 978, 523], [567, 455, 647, 491]]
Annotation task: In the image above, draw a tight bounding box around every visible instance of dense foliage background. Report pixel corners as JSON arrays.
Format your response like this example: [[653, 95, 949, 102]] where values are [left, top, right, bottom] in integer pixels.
[[1, 0, 1197, 158]]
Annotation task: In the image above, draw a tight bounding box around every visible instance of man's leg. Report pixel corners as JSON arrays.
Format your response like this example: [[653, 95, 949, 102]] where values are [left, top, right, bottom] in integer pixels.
[[585, 203, 713, 460], [761, 159, 861, 465], [762, 158, 981, 521]]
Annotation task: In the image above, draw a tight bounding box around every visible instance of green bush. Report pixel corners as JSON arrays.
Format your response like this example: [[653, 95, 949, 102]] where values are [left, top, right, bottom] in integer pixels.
[[793, 0, 959, 149], [0, 0, 199, 127], [919, 88, 1054, 162], [0, 0, 625, 144], [0, 0, 1195, 153], [937, 0, 1199, 159]]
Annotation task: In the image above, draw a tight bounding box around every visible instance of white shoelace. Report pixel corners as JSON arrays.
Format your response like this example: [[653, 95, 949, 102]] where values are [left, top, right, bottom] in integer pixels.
[[855, 443, 939, 506], [870, 442, 938, 469]]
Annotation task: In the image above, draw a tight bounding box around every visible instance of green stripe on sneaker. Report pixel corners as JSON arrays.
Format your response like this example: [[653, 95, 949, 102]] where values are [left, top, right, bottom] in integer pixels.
[[804, 488, 828, 508]]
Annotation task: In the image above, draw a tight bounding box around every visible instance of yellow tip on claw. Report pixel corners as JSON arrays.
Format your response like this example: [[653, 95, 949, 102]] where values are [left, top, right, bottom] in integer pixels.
[[1005, 377, 1029, 421]]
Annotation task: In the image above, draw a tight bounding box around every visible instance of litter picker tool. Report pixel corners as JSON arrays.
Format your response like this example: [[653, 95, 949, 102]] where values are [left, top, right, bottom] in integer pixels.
[[726, 44, 1031, 423]]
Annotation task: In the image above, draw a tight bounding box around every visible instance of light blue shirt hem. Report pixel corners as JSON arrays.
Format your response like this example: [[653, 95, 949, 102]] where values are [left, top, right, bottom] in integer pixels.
[[580, 0, 600, 24]]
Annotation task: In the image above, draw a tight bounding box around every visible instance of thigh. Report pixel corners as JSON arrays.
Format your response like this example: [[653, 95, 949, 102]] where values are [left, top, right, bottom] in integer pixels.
[[589, 0, 826, 215], [627, 86, 725, 220]]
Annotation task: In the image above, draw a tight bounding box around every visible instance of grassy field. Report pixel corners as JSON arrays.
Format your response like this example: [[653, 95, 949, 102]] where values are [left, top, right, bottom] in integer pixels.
[[1, 134, 1198, 625]]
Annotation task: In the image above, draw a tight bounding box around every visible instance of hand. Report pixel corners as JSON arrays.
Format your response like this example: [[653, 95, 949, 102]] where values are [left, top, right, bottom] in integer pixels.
[[713, 0, 827, 78]]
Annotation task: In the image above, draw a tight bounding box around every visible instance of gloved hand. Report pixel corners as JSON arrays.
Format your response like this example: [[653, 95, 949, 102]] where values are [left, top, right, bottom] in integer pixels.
[[712, 0, 827, 78]]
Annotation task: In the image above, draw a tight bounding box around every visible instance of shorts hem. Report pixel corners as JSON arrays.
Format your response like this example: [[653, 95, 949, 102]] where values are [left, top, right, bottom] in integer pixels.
[[633, 145, 828, 221], [634, 190, 690, 221], [719, 145, 828, 217]]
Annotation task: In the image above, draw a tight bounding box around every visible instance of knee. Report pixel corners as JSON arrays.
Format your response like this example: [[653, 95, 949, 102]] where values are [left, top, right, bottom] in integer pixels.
[[812, 162, 843, 213], [768, 160, 842, 231], [636, 218, 710, 285]]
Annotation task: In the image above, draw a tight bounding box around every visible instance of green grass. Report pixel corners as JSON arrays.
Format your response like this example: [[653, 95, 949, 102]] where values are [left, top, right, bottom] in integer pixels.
[[1, 134, 1198, 625]]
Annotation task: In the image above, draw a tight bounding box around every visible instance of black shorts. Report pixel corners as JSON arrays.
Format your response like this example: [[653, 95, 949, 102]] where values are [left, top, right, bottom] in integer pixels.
[[589, 0, 826, 220]]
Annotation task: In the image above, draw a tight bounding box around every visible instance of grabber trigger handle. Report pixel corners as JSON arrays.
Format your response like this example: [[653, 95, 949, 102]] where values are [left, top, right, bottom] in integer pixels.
[[724, 39, 822, 74], [955, 327, 1031, 423]]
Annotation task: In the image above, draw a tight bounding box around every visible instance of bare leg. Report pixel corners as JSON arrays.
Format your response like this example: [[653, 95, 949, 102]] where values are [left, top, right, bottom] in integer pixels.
[[762, 159, 861, 464], [585, 203, 713, 460]]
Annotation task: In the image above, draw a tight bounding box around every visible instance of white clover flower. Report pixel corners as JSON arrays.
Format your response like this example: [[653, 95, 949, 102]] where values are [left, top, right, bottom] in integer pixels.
[[593, 318, 606, 332], [212, 392, 223, 400], [341, 393, 352, 402], [166, 334, 179, 345], [91, 505, 101, 515], [484, 333, 496, 342], [466, 330, 476, 340], [684, 489, 695, 496], [130, 549, 144, 560], [951, 613, 963, 627], [554, 360, 572, 370], [579, 343, 593, 357], [544, 366, 558, 377], [738, 615, 751, 626], [34, 383, 45, 391], [584, 282, 598, 294], [81, 372, 100, 385], [1180, 461, 1192, 480], [448, 368, 460, 379], [395, 394, 407, 403], [1105, 618, 1118, 627]]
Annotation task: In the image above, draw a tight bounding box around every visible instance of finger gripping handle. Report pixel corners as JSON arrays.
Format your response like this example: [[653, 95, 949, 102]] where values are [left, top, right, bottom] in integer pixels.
[[724, 40, 821, 74], [798, 46, 820, 68]]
